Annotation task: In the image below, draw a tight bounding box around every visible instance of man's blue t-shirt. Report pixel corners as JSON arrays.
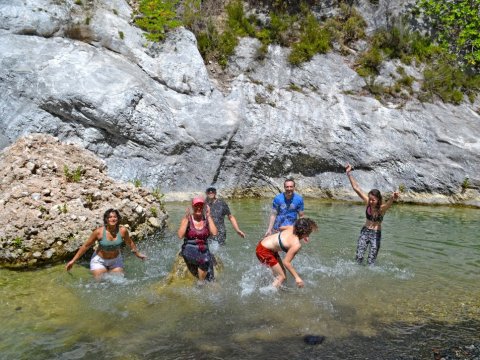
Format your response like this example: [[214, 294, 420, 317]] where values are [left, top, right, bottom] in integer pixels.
[[272, 192, 304, 230]]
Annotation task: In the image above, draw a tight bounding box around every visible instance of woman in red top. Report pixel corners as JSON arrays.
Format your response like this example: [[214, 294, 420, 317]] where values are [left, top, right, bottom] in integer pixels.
[[177, 196, 218, 283]]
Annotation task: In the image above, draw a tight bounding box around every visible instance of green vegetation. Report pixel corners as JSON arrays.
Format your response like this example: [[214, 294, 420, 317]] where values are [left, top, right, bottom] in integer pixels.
[[132, 178, 142, 188], [84, 194, 94, 209], [288, 13, 331, 65], [150, 206, 158, 217], [119, 31, 125, 40], [461, 177, 470, 192], [415, 0, 480, 69], [130, 1, 479, 104], [356, 16, 480, 104], [13, 237, 23, 248], [85, 17, 91, 25], [134, 0, 182, 42], [151, 187, 164, 202], [64, 165, 84, 183], [61, 204, 68, 214], [74, 0, 82, 5], [398, 183, 406, 193]]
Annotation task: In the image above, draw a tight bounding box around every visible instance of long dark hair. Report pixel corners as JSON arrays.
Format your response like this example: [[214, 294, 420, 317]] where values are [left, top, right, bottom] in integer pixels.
[[103, 208, 121, 232], [368, 189, 382, 210], [293, 218, 318, 238]]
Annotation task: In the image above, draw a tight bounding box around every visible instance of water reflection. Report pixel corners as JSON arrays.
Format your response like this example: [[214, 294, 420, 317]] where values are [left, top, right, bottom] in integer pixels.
[[0, 200, 478, 359]]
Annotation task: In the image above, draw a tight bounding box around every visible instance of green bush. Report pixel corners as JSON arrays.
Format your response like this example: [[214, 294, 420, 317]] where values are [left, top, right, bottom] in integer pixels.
[[357, 47, 383, 76], [338, 4, 366, 44], [134, 0, 182, 42], [422, 59, 468, 104], [288, 14, 331, 65], [226, 0, 255, 37], [64, 165, 84, 183], [415, 0, 480, 69]]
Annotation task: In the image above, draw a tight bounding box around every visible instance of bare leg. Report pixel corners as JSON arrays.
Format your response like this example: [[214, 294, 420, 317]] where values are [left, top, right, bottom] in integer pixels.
[[198, 268, 207, 281], [91, 268, 108, 281], [270, 263, 287, 288], [109, 267, 125, 276]]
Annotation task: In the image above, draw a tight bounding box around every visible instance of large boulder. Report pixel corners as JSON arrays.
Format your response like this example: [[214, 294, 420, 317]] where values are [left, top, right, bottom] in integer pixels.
[[0, 0, 479, 207], [0, 133, 168, 269]]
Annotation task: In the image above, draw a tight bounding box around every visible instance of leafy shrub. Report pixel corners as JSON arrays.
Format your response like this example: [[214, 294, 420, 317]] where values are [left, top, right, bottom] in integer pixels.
[[134, 0, 182, 42], [461, 177, 470, 191], [288, 14, 331, 65], [415, 0, 480, 69], [422, 58, 468, 104], [356, 47, 383, 77], [337, 4, 366, 44], [64, 165, 84, 183], [226, 0, 256, 37]]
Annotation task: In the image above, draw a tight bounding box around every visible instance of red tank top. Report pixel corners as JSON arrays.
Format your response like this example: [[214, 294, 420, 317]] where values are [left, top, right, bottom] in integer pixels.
[[185, 216, 210, 242]]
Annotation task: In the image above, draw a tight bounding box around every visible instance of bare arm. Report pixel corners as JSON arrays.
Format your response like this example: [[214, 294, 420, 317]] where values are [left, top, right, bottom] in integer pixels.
[[65, 228, 99, 271], [282, 243, 303, 287], [346, 163, 368, 203], [177, 207, 191, 239], [381, 191, 399, 214], [265, 212, 277, 237], [122, 227, 146, 260], [228, 214, 245, 238]]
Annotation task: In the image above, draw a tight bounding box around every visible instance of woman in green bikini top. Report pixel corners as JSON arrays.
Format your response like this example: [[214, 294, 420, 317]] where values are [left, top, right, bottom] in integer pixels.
[[65, 208, 147, 280]]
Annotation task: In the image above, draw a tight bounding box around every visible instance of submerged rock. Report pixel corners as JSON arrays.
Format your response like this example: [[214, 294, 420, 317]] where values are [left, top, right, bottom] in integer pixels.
[[0, 134, 168, 269], [162, 253, 223, 286]]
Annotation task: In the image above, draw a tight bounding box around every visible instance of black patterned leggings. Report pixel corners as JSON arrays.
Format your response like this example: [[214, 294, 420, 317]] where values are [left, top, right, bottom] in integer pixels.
[[356, 227, 382, 265]]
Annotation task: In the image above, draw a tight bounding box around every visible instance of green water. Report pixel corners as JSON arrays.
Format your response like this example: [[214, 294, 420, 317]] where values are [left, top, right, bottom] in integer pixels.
[[1, 199, 479, 359]]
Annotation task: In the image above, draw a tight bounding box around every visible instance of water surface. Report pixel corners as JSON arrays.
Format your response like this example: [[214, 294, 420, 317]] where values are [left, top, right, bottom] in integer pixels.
[[1, 199, 478, 359]]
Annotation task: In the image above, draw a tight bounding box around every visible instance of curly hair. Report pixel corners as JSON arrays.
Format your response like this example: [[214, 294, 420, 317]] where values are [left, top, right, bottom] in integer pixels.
[[293, 218, 318, 238]]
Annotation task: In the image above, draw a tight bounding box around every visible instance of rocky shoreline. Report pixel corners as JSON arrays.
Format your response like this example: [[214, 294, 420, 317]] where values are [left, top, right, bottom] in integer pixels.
[[1, 133, 478, 269], [0, 134, 168, 269]]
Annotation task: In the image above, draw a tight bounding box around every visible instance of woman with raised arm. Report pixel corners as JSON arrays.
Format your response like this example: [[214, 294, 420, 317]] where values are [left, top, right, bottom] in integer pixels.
[[345, 163, 399, 265]]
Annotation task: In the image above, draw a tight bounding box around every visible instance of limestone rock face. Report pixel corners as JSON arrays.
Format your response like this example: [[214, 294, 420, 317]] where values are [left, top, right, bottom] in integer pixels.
[[0, 0, 479, 207], [0, 134, 168, 269]]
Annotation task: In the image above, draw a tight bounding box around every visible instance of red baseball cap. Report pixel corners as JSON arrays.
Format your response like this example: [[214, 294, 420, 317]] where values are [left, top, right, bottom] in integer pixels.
[[192, 196, 205, 207]]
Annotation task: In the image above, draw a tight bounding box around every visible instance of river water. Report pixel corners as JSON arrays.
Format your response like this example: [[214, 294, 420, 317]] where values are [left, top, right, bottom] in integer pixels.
[[1, 199, 479, 359]]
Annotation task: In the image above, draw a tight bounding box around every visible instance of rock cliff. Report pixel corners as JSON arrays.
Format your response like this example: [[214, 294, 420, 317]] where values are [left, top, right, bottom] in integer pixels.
[[0, 134, 168, 269], [0, 0, 478, 206]]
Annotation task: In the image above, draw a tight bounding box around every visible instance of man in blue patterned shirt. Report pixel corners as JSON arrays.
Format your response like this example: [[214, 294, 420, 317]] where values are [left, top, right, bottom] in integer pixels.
[[265, 178, 305, 236]]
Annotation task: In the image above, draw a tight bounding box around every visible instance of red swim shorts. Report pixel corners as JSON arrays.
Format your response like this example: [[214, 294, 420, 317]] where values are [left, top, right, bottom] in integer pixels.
[[256, 241, 280, 267]]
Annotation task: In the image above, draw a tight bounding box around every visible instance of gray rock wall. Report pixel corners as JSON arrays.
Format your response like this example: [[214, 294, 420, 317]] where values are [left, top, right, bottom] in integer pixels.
[[0, 0, 479, 206]]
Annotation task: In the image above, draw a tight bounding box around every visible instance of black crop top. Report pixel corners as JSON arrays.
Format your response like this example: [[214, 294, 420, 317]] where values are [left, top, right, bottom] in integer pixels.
[[366, 206, 383, 222]]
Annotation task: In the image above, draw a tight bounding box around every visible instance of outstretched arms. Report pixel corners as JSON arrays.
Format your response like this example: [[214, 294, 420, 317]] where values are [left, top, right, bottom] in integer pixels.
[[381, 191, 400, 213], [65, 228, 100, 271], [123, 227, 147, 260], [345, 163, 369, 203]]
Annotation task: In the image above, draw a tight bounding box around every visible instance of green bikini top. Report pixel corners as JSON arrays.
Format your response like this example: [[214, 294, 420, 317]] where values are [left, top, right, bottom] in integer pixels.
[[97, 227, 123, 251]]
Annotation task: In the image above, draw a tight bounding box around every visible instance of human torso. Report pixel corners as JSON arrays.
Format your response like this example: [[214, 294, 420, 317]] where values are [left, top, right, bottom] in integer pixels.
[[97, 227, 124, 259], [365, 205, 383, 230], [207, 199, 230, 232], [261, 229, 297, 253], [273, 193, 304, 229], [185, 215, 210, 243]]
